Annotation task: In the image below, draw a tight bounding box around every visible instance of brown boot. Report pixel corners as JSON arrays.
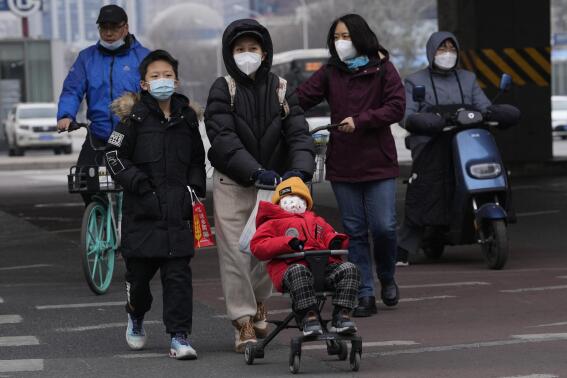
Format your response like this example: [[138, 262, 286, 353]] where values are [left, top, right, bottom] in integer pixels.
[[253, 302, 268, 338], [232, 316, 257, 353]]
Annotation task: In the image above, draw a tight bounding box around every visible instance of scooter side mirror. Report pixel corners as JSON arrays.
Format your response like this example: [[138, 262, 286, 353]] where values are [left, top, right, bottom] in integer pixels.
[[413, 85, 426, 103], [499, 73, 512, 93]]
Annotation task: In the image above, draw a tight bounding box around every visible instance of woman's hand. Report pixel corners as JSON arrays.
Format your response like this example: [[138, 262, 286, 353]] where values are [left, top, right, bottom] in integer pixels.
[[338, 117, 356, 133]]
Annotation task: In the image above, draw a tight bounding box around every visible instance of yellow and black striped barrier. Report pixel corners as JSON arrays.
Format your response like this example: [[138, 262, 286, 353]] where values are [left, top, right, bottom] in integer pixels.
[[460, 47, 551, 88]]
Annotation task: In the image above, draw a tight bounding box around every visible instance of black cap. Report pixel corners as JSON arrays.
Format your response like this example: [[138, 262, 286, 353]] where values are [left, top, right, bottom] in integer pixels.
[[96, 5, 127, 25], [229, 30, 264, 47]]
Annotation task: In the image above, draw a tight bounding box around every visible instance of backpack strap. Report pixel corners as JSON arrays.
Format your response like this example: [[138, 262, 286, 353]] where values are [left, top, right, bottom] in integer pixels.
[[277, 76, 290, 119], [224, 75, 289, 118], [223, 75, 237, 111]]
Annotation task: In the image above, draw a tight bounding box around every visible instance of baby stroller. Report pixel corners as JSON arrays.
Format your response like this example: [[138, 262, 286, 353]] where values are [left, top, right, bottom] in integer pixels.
[[243, 123, 362, 373], [243, 249, 362, 373]]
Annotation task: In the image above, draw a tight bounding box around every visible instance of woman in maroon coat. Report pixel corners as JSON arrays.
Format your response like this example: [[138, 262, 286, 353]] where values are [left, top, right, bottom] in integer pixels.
[[295, 14, 405, 317]]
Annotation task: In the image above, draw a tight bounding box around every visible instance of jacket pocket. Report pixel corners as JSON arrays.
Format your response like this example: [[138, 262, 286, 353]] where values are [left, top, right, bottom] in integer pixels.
[[133, 191, 161, 221], [133, 133, 163, 164]]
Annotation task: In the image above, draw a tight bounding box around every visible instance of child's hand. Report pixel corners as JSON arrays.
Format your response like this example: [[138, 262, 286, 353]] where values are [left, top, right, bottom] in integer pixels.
[[288, 238, 304, 251], [328, 237, 343, 250]]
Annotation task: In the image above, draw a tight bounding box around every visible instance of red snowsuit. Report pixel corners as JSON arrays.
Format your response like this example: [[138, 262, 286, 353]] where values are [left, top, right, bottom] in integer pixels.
[[250, 201, 349, 292]]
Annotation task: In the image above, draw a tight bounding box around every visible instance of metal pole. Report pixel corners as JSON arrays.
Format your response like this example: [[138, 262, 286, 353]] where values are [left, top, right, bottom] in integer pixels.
[[50, 0, 60, 40], [64, 0, 71, 43], [299, 0, 308, 49], [22, 17, 29, 38], [216, 37, 222, 77], [77, 0, 85, 44]]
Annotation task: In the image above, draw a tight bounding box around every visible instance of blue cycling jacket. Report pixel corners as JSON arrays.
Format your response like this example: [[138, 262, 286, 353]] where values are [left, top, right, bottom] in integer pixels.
[[57, 35, 149, 141]]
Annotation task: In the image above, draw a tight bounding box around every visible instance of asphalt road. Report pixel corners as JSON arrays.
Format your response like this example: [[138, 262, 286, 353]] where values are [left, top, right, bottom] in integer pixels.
[[1, 169, 567, 377]]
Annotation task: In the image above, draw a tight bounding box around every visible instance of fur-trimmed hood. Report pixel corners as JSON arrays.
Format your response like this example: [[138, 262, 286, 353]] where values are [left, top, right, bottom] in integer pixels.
[[111, 92, 204, 121]]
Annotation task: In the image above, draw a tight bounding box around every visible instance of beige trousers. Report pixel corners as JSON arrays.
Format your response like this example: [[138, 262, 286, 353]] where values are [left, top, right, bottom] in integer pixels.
[[212, 170, 273, 321]]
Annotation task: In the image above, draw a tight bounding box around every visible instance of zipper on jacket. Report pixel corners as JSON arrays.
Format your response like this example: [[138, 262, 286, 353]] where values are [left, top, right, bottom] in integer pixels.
[[109, 56, 116, 129]]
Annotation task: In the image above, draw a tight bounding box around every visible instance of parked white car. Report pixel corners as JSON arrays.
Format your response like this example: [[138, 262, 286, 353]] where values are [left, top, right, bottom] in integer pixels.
[[4, 103, 72, 156], [552, 95, 567, 140]]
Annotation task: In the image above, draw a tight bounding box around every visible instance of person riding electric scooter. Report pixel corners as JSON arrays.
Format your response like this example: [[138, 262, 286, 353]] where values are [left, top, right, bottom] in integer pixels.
[[398, 31, 520, 269]]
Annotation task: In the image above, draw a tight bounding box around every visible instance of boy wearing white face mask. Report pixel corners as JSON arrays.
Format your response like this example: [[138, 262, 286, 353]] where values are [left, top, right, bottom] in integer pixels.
[[205, 19, 315, 353], [106, 50, 206, 360], [250, 177, 360, 336], [397, 31, 492, 265]]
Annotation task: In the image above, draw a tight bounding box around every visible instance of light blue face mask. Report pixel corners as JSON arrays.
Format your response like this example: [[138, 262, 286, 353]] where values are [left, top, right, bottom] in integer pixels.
[[99, 38, 125, 51], [148, 78, 175, 101]]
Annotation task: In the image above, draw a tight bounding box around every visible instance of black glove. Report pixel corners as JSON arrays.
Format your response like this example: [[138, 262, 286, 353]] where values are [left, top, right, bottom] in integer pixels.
[[282, 170, 305, 181], [328, 237, 343, 250], [405, 112, 445, 135], [288, 237, 304, 251], [252, 169, 281, 186], [485, 104, 521, 129]]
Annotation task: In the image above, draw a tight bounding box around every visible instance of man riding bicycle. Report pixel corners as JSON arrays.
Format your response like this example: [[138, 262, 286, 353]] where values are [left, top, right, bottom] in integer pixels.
[[56, 4, 149, 204]]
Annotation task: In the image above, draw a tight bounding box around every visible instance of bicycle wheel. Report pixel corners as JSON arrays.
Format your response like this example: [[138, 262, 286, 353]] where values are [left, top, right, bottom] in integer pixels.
[[81, 200, 115, 294]]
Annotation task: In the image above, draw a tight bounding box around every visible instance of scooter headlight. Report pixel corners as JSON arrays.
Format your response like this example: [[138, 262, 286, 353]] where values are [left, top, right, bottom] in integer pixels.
[[469, 163, 502, 179]]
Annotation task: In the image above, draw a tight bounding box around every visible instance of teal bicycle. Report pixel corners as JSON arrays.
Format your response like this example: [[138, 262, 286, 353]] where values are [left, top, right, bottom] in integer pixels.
[[66, 122, 122, 295]]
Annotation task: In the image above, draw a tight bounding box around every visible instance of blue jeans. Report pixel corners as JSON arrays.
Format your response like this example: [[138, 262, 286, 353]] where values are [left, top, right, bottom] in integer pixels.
[[331, 179, 397, 298]]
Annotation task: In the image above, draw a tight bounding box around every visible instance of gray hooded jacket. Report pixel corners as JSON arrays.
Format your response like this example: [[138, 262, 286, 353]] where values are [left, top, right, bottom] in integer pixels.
[[402, 31, 491, 151]]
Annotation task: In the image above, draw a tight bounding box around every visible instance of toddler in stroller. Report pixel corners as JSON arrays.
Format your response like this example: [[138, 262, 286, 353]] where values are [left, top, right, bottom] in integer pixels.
[[249, 177, 362, 372]]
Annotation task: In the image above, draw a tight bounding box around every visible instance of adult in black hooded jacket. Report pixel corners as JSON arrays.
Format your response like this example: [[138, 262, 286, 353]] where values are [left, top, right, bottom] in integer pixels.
[[204, 19, 315, 353]]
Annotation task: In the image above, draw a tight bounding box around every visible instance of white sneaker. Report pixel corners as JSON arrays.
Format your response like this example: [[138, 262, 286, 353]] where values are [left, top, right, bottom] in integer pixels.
[[169, 333, 197, 360], [125, 313, 147, 350]]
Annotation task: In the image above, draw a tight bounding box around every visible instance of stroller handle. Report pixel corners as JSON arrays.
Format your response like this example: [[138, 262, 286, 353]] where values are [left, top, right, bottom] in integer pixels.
[[276, 249, 348, 259], [309, 123, 346, 135]]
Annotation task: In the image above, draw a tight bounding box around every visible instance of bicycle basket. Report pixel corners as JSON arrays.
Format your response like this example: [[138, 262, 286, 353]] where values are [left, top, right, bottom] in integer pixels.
[[67, 165, 122, 193]]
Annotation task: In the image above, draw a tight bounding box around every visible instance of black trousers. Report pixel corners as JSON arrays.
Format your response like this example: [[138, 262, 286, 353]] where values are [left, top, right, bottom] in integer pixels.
[[77, 135, 106, 205], [125, 256, 193, 335]]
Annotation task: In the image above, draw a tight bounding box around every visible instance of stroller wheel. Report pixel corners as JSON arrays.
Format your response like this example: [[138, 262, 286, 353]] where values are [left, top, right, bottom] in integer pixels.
[[244, 343, 255, 365], [350, 350, 361, 371], [289, 354, 300, 374], [337, 341, 348, 361]]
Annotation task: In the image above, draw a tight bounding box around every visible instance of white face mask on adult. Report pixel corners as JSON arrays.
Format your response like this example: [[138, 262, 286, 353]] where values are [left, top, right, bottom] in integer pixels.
[[234, 52, 262, 76], [335, 39, 357, 62], [434, 52, 458, 70]]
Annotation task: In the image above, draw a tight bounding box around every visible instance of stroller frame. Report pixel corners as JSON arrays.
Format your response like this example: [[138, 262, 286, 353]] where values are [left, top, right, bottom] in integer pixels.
[[243, 250, 363, 373]]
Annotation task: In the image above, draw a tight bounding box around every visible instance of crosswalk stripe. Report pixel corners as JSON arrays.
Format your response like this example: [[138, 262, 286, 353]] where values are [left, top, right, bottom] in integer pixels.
[[302, 340, 418, 350], [0, 264, 53, 272], [501, 285, 567, 293], [400, 281, 490, 289], [115, 353, 164, 359], [399, 295, 456, 303], [55, 320, 161, 332], [0, 336, 39, 347], [0, 359, 43, 373], [36, 301, 124, 310], [0, 315, 22, 325]]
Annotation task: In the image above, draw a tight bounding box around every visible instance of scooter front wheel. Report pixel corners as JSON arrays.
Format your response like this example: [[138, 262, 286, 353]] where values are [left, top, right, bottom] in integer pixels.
[[482, 220, 509, 270]]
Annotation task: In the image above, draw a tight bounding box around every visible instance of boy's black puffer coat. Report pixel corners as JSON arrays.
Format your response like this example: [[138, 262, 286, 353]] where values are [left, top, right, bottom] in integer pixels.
[[106, 91, 206, 259], [204, 18, 315, 186]]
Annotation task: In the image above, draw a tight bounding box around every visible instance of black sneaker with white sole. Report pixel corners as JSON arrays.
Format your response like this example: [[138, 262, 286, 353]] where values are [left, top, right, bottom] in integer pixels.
[[330, 308, 357, 335], [300, 310, 323, 337]]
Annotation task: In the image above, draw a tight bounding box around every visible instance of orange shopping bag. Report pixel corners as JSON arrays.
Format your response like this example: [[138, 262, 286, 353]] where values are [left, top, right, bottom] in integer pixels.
[[188, 187, 215, 248]]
